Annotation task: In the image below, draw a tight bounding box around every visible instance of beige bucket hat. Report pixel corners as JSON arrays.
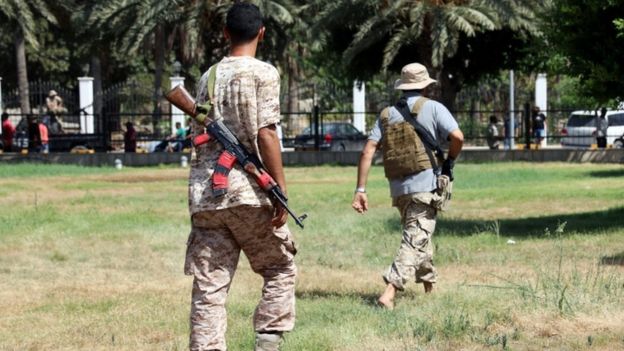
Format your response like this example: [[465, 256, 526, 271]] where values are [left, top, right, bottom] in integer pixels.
[[394, 63, 437, 90]]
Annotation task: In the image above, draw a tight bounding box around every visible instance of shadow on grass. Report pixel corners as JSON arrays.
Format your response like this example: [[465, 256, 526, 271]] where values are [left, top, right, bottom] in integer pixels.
[[385, 207, 624, 237], [601, 252, 624, 266], [588, 168, 624, 178], [296, 289, 421, 308]]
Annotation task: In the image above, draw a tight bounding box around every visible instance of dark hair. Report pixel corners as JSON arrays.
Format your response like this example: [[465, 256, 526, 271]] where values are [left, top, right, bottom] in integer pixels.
[[489, 115, 498, 123], [1, 112, 8, 121], [226, 2, 263, 44], [600, 107, 607, 117]]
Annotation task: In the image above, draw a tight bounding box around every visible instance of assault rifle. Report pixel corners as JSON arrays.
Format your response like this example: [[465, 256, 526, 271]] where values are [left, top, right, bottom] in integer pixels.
[[165, 85, 307, 229]]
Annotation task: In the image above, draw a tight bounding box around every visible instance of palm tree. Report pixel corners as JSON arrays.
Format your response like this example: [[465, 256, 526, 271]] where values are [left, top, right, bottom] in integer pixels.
[[0, 0, 60, 114], [85, 0, 193, 126], [86, 0, 302, 110], [254, 0, 308, 113], [311, 0, 546, 109]]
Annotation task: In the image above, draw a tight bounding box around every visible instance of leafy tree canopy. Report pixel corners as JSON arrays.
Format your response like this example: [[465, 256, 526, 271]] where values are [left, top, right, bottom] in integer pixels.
[[545, 0, 624, 103], [308, 0, 547, 109]]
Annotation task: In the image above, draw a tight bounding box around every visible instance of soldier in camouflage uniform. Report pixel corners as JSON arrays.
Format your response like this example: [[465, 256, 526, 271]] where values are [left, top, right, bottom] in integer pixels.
[[352, 63, 464, 309], [185, 3, 296, 350]]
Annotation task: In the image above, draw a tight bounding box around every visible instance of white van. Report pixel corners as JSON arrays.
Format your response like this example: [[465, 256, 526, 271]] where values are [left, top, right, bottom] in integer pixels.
[[561, 110, 624, 147]]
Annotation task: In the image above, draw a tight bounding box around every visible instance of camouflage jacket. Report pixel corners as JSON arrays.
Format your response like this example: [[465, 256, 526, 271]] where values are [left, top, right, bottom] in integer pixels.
[[189, 56, 281, 214]]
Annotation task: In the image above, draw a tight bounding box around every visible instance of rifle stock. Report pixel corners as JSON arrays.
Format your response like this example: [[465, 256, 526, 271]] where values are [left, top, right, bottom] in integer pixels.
[[166, 85, 200, 118]]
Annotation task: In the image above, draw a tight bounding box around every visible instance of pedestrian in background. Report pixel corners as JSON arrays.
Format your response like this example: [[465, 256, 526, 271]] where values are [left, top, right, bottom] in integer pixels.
[[486, 115, 502, 150], [595, 107, 608, 148], [38, 118, 49, 154], [46, 90, 65, 120], [2, 112, 15, 152], [532, 106, 547, 148], [27, 116, 41, 152], [124, 121, 137, 153]]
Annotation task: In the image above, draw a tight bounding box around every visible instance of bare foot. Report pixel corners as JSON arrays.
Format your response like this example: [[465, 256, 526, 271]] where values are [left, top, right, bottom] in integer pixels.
[[378, 283, 397, 310], [377, 296, 394, 310], [424, 282, 433, 293]]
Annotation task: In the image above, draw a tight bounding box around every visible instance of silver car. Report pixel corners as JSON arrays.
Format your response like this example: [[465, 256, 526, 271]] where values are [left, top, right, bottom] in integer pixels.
[[561, 111, 596, 147], [561, 110, 624, 147]]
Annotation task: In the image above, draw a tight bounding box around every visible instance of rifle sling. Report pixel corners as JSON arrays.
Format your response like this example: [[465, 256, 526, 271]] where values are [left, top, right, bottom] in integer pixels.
[[395, 97, 446, 163], [207, 64, 217, 102]]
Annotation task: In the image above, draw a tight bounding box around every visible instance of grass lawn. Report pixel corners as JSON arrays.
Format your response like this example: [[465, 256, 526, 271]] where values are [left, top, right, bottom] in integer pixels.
[[0, 162, 623, 350]]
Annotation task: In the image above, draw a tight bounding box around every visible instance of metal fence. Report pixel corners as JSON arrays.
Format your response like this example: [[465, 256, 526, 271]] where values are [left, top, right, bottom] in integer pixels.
[[3, 82, 622, 151], [455, 106, 624, 148], [453, 106, 568, 147], [4, 107, 623, 152]]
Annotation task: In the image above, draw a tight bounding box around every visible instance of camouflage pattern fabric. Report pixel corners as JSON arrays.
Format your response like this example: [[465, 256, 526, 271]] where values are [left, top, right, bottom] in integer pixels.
[[384, 192, 437, 290], [189, 56, 282, 215], [185, 206, 297, 351]]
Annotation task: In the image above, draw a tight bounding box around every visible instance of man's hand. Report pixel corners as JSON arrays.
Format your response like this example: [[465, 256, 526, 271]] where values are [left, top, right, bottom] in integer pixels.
[[352, 140, 377, 215], [352, 192, 369, 214], [443, 129, 463, 182], [272, 201, 288, 227], [441, 158, 455, 181]]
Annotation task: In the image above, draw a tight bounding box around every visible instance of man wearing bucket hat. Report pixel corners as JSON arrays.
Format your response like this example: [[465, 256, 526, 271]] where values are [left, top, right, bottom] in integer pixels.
[[352, 63, 464, 309], [46, 90, 66, 132]]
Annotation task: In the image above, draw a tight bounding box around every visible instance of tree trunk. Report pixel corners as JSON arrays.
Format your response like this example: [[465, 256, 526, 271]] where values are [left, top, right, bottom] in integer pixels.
[[287, 55, 300, 114], [153, 24, 165, 136], [437, 68, 459, 113], [91, 54, 106, 148], [15, 27, 31, 115], [91, 55, 103, 119]]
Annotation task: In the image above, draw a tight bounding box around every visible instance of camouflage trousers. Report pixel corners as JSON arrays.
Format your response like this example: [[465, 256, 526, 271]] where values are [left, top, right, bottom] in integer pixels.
[[384, 192, 437, 290], [184, 206, 297, 351]]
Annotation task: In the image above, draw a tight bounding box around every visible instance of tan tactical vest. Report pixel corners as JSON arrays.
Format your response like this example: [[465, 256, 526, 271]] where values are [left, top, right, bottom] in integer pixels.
[[381, 97, 434, 179]]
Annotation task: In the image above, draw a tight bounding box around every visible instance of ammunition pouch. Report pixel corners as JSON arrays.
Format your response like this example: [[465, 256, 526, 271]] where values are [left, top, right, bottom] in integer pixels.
[[212, 150, 238, 197]]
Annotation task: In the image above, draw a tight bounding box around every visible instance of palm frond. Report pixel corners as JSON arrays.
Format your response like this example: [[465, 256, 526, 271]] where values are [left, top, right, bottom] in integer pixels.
[[382, 25, 411, 69]]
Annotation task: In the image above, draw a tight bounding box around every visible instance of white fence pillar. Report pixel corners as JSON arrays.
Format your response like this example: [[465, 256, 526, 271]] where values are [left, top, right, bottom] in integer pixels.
[[353, 81, 366, 132], [78, 77, 94, 134], [170, 76, 185, 134], [276, 123, 284, 151], [535, 73, 547, 146]]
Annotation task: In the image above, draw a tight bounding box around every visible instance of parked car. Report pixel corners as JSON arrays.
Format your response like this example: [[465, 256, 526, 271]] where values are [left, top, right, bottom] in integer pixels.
[[614, 135, 624, 149], [294, 122, 367, 151], [561, 110, 624, 147]]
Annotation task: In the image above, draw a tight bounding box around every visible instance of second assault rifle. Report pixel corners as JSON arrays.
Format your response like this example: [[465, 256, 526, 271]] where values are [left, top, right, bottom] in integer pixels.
[[165, 85, 307, 229]]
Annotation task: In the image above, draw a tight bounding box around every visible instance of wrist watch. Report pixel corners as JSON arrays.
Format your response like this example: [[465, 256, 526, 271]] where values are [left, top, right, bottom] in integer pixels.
[[355, 187, 366, 194]]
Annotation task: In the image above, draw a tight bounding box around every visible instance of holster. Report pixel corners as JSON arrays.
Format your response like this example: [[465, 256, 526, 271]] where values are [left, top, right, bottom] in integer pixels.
[[432, 175, 453, 211]]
